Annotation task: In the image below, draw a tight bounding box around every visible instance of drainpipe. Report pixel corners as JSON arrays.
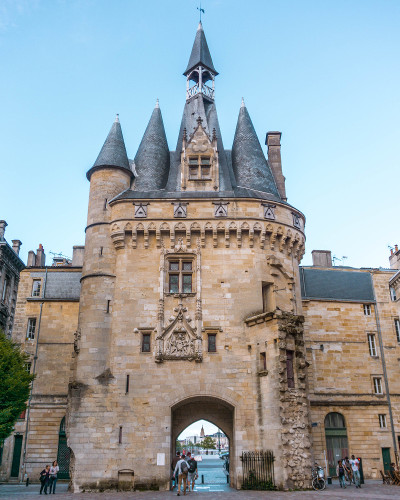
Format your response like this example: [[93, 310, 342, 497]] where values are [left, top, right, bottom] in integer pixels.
[[372, 273, 398, 462], [20, 267, 48, 481]]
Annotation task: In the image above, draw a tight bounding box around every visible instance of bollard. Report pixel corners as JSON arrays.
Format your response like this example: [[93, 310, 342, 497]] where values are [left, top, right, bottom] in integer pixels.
[[201, 474, 204, 484], [26, 477, 29, 487], [227, 474, 229, 484]]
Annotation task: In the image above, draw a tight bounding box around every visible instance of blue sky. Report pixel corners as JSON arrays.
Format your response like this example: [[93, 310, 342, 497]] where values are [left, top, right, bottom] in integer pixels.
[[1, 0, 399, 268]]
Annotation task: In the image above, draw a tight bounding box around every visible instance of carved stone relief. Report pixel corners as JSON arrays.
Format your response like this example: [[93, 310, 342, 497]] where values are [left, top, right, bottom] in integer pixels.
[[134, 203, 149, 218], [155, 303, 202, 362]]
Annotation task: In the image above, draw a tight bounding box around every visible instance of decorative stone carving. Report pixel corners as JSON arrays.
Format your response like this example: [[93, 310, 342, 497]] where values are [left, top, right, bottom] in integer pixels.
[[173, 202, 188, 218], [262, 203, 276, 220], [155, 303, 202, 362], [292, 212, 302, 229], [134, 203, 149, 218], [213, 201, 229, 217], [73, 329, 81, 354]]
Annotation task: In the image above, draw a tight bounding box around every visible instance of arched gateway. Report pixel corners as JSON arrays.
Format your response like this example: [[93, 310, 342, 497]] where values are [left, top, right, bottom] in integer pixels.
[[67, 21, 311, 493], [171, 396, 235, 485]]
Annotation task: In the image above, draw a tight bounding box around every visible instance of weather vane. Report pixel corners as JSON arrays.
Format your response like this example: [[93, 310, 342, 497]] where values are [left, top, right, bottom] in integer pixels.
[[197, 1, 205, 22]]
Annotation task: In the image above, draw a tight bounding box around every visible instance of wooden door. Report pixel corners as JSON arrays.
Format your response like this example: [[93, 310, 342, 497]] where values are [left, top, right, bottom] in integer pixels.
[[382, 447, 391, 472]]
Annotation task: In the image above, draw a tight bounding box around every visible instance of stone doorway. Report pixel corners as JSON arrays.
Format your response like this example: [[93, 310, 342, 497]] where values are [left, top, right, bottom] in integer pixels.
[[171, 396, 235, 489]]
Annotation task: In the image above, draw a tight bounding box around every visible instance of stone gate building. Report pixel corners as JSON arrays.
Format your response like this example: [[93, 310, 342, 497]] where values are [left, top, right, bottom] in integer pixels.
[[67, 21, 309, 491], [2, 22, 400, 491]]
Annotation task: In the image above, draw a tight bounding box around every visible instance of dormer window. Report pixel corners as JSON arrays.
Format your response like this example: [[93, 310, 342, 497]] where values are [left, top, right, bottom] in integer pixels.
[[188, 155, 211, 180]]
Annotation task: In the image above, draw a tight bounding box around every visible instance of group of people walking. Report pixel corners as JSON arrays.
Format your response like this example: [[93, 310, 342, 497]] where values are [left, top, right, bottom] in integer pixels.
[[39, 460, 59, 494], [171, 451, 198, 496], [336, 455, 361, 488]]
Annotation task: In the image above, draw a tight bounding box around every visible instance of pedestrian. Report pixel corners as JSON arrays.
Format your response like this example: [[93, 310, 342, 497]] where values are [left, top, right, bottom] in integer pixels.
[[349, 455, 361, 488], [173, 453, 189, 496], [342, 457, 352, 484], [39, 465, 50, 495], [48, 460, 59, 494], [186, 452, 198, 492], [171, 451, 181, 490], [336, 460, 346, 488]]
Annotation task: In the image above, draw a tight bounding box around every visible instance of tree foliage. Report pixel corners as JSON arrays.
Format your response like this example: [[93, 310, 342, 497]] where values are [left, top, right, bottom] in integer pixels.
[[0, 331, 34, 440], [200, 436, 216, 449]]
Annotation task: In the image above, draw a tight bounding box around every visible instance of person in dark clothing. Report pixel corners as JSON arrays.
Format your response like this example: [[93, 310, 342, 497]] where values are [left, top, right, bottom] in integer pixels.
[[336, 460, 346, 488], [39, 465, 50, 495], [171, 451, 181, 490]]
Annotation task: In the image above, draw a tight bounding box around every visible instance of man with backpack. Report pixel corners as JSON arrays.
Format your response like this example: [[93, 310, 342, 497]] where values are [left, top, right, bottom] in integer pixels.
[[173, 453, 190, 496], [186, 452, 198, 492]]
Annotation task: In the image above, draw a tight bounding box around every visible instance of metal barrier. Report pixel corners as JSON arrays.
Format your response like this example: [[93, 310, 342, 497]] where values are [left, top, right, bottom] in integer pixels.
[[241, 451, 275, 490]]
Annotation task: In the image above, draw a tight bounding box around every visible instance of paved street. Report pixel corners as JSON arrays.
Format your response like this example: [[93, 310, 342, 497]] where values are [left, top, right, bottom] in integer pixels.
[[1, 481, 400, 499]]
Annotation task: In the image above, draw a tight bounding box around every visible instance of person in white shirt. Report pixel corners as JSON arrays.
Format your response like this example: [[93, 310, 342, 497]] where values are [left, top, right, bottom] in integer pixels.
[[349, 455, 361, 488], [48, 460, 60, 494], [173, 453, 189, 496]]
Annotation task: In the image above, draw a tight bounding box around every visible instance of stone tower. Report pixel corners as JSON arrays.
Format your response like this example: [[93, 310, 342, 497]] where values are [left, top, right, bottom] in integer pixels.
[[67, 22, 310, 491]]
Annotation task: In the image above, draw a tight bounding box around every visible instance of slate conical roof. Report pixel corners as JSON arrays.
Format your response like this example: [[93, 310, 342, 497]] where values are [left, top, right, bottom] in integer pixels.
[[87, 115, 132, 180], [232, 100, 280, 198], [184, 22, 218, 76], [133, 100, 170, 191]]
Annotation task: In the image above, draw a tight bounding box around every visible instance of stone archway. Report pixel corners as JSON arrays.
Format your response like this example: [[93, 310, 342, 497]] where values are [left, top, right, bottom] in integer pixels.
[[171, 396, 235, 488]]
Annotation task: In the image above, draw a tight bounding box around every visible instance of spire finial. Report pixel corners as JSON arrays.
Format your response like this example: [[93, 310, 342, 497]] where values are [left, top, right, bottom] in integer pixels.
[[155, 98, 159, 109], [241, 98, 245, 108], [196, 116, 203, 126], [197, 2, 205, 23], [115, 113, 120, 123]]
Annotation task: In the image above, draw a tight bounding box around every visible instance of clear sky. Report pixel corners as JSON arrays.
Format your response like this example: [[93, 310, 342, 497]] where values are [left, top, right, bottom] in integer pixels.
[[178, 419, 219, 440], [1, 0, 399, 268]]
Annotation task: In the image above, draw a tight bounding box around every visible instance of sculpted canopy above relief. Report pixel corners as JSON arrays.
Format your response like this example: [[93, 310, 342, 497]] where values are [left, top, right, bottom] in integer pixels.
[[155, 302, 202, 363]]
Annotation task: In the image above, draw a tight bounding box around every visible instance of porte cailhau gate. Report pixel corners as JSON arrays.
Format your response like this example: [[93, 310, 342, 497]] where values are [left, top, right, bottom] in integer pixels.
[[67, 21, 309, 491], [3, 21, 400, 491]]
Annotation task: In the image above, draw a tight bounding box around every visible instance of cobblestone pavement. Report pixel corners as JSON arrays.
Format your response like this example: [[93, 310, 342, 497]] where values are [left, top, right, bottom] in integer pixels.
[[1, 481, 400, 499]]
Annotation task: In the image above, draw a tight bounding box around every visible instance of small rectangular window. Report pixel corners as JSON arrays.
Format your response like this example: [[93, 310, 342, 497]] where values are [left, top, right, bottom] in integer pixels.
[[395, 319, 400, 343], [208, 334, 216, 353], [363, 304, 371, 316], [379, 414, 387, 428], [125, 374, 130, 394], [169, 274, 179, 293], [32, 280, 41, 297], [182, 274, 192, 293], [118, 426, 122, 444], [260, 352, 267, 371], [2, 277, 9, 302], [286, 350, 295, 388], [373, 377, 383, 394], [106, 300, 111, 313], [390, 287, 397, 301], [142, 333, 151, 353], [368, 334, 377, 356], [27, 318, 36, 340], [169, 261, 179, 271]]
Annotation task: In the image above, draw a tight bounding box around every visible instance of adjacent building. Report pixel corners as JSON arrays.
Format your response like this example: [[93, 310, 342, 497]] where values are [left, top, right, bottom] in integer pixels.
[[0, 220, 24, 338], [0, 246, 83, 482]]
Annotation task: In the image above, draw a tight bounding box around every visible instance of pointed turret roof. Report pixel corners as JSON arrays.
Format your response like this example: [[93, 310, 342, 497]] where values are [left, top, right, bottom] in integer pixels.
[[133, 101, 170, 191], [184, 22, 218, 76], [87, 115, 132, 180], [232, 101, 281, 198]]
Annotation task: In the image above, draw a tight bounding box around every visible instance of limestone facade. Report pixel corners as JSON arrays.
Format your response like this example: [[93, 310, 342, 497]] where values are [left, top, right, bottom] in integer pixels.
[[0, 262, 81, 482]]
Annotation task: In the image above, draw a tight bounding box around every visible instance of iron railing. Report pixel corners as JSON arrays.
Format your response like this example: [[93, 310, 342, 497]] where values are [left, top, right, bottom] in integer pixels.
[[241, 451, 275, 490]]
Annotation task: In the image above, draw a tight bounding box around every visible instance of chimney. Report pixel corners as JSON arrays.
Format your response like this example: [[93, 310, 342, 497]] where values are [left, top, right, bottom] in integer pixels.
[[389, 244, 400, 270], [12, 240, 22, 256], [0, 220, 7, 241], [312, 250, 332, 268], [266, 132, 287, 201], [72, 246, 85, 267], [27, 251, 36, 266], [35, 244, 46, 267]]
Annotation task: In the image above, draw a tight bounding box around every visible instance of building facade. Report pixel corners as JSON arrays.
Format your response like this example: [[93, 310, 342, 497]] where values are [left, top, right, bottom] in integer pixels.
[[1, 23, 400, 491], [0, 220, 24, 338], [302, 251, 400, 478], [0, 246, 83, 482]]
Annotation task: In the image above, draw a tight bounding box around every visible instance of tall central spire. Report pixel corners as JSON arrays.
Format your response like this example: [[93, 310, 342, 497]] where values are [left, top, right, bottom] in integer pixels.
[[184, 22, 218, 101]]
